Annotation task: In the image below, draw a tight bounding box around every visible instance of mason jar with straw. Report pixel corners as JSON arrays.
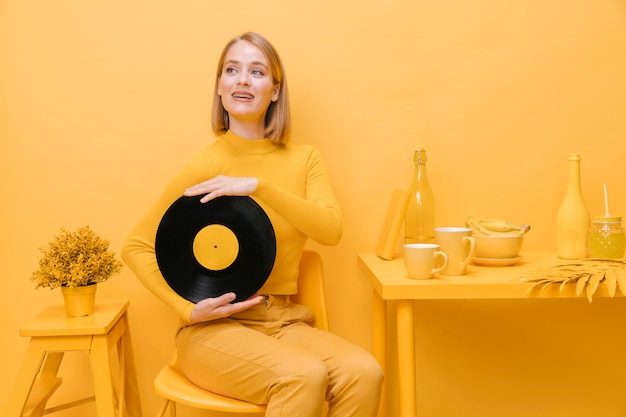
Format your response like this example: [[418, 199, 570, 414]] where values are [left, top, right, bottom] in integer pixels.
[[587, 184, 626, 259]]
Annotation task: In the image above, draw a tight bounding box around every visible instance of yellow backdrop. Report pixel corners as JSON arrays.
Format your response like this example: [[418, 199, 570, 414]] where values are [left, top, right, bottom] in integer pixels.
[[2, 1, 626, 416]]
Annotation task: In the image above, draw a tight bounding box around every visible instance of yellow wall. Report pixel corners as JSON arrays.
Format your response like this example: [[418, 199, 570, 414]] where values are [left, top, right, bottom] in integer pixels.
[[2, 1, 626, 416]]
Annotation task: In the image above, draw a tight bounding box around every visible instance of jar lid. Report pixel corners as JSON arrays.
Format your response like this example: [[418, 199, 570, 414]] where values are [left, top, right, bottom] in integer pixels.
[[593, 215, 622, 223]]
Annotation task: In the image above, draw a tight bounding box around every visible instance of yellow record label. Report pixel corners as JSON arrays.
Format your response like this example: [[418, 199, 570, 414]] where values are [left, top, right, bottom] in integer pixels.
[[192, 224, 239, 270]]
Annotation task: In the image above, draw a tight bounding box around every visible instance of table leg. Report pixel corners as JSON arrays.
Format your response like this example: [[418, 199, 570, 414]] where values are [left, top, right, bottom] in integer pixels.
[[396, 300, 416, 417], [373, 290, 387, 417]]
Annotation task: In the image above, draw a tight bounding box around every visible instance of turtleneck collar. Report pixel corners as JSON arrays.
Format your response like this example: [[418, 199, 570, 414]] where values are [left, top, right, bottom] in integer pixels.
[[221, 130, 277, 155]]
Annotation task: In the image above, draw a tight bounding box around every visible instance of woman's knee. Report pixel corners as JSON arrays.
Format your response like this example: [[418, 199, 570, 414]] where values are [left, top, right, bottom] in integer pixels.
[[336, 351, 384, 393], [362, 355, 384, 388], [268, 355, 329, 399], [295, 356, 329, 389]]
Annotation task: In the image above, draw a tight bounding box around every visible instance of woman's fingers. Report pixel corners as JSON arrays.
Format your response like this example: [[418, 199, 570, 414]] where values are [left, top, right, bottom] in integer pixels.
[[184, 176, 258, 203], [189, 293, 264, 323]]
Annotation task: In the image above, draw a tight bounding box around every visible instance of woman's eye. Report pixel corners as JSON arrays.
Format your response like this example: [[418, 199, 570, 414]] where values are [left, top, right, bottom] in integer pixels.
[[251, 69, 264, 76], [225, 67, 237, 74]]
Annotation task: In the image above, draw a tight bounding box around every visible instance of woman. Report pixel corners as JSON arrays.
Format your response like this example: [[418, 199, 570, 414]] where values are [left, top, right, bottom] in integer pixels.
[[122, 32, 383, 417]]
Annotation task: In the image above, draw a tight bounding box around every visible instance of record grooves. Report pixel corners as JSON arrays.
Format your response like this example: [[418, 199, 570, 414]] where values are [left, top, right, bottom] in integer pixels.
[[155, 195, 276, 303]]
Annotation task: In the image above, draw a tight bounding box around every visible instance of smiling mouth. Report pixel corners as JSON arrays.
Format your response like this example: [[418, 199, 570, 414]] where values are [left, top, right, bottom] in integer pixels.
[[232, 92, 254, 99]]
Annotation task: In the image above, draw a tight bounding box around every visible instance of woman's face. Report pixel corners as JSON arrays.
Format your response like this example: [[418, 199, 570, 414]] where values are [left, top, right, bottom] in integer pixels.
[[217, 40, 279, 128]]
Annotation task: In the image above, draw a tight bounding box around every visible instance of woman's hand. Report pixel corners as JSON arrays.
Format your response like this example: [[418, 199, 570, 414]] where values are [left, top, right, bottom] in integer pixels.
[[184, 175, 259, 203], [189, 293, 264, 323]]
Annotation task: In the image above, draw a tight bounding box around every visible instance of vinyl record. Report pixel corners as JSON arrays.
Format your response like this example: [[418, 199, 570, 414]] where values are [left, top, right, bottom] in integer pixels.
[[155, 195, 276, 303]]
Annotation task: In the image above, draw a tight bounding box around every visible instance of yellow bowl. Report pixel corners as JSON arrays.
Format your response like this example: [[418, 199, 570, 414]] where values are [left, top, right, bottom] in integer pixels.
[[473, 234, 523, 259]]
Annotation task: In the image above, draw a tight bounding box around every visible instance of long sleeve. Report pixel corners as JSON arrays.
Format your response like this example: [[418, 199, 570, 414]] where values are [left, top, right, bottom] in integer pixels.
[[254, 146, 342, 246], [122, 165, 208, 322]]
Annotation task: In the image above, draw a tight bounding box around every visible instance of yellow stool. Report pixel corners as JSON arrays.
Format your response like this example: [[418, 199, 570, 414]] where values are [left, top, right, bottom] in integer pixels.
[[4, 299, 142, 417]]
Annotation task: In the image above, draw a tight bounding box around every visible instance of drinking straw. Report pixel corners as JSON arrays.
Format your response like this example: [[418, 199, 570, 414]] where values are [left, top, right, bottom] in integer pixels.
[[604, 183, 610, 217]]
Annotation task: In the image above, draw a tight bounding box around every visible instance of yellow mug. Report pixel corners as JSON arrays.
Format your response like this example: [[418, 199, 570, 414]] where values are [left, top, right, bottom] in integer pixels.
[[434, 227, 476, 275], [403, 243, 448, 279]]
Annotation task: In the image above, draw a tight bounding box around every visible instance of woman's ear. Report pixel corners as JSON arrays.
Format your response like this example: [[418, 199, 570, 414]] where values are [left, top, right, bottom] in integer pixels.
[[272, 83, 280, 102]]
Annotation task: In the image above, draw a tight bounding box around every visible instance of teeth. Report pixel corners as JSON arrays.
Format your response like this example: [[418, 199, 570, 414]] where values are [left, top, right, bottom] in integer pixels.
[[233, 93, 253, 99]]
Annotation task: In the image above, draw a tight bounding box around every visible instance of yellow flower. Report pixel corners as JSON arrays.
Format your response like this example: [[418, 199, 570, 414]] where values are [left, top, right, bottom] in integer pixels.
[[31, 226, 123, 289]]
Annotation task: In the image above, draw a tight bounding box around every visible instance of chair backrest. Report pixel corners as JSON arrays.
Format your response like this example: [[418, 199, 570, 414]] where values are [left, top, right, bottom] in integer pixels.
[[292, 250, 330, 332]]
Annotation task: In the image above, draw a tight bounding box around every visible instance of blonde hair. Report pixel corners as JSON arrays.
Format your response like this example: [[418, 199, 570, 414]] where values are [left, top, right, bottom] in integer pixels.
[[211, 32, 291, 145]]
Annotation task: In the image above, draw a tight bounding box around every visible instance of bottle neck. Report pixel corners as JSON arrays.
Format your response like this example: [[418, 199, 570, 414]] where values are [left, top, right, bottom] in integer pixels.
[[566, 156, 582, 192], [411, 147, 431, 185], [415, 161, 428, 176]]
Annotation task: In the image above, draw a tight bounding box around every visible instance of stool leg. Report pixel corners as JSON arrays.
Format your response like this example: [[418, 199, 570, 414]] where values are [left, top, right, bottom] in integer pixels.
[[25, 352, 64, 417], [120, 315, 142, 417], [116, 332, 126, 417], [91, 334, 117, 417], [3, 340, 64, 417]]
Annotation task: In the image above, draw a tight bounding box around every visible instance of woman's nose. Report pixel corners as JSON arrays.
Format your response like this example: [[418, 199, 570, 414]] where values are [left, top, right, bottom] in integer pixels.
[[237, 73, 250, 85]]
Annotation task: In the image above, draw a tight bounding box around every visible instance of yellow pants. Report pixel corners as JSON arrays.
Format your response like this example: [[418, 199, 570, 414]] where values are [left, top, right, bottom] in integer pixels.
[[176, 295, 383, 417]]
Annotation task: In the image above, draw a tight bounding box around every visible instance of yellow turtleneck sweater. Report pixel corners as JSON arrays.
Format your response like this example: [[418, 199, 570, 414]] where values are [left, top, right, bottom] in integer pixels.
[[122, 131, 343, 323]]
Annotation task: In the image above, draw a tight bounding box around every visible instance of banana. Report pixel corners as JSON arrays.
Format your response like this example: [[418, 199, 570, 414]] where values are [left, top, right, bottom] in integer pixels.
[[465, 217, 494, 235], [465, 216, 531, 236]]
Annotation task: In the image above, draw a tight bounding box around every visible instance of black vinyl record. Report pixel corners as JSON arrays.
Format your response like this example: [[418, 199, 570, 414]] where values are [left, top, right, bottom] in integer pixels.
[[155, 195, 276, 303]]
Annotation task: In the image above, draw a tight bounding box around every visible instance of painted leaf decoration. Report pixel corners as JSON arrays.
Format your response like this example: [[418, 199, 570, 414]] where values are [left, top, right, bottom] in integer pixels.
[[605, 270, 617, 298], [576, 274, 590, 297], [586, 273, 602, 303], [559, 276, 576, 293], [615, 267, 626, 297], [521, 259, 626, 302]]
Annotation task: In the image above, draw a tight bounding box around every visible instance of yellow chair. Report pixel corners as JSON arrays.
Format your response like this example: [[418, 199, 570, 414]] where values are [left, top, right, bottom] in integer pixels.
[[154, 250, 330, 416]]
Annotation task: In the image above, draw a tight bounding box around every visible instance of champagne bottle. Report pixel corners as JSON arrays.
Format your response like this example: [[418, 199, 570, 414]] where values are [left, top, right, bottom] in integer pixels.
[[405, 146, 435, 244], [556, 154, 590, 259]]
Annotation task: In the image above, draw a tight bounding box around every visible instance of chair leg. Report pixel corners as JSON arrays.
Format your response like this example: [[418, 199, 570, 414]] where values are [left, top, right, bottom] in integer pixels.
[[156, 399, 171, 417]]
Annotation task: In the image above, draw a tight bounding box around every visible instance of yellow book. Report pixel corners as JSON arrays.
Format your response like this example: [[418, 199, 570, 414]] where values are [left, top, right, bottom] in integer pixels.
[[376, 188, 410, 260]]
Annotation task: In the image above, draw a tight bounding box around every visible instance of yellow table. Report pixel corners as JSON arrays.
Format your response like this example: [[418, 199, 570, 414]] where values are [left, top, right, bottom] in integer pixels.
[[4, 299, 142, 417], [358, 251, 618, 417]]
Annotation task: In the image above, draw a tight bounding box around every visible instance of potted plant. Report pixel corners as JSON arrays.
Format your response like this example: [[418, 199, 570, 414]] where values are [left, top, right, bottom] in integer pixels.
[[31, 226, 123, 316]]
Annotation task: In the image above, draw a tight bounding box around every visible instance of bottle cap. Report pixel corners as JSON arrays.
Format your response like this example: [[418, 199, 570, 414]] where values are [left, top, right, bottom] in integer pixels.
[[593, 215, 622, 223]]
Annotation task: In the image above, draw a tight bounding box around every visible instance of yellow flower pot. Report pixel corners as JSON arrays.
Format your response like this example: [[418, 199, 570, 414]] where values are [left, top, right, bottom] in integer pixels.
[[61, 284, 97, 317]]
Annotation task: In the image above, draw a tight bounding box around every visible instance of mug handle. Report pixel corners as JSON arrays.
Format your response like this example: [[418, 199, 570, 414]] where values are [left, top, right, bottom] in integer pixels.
[[460, 236, 477, 270], [432, 251, 449, 276]]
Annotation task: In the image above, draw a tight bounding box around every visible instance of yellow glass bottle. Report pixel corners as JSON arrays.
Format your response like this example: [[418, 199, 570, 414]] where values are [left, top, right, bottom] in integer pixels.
[[404, 146, 435, 244], [556, 154, 590, 259]]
